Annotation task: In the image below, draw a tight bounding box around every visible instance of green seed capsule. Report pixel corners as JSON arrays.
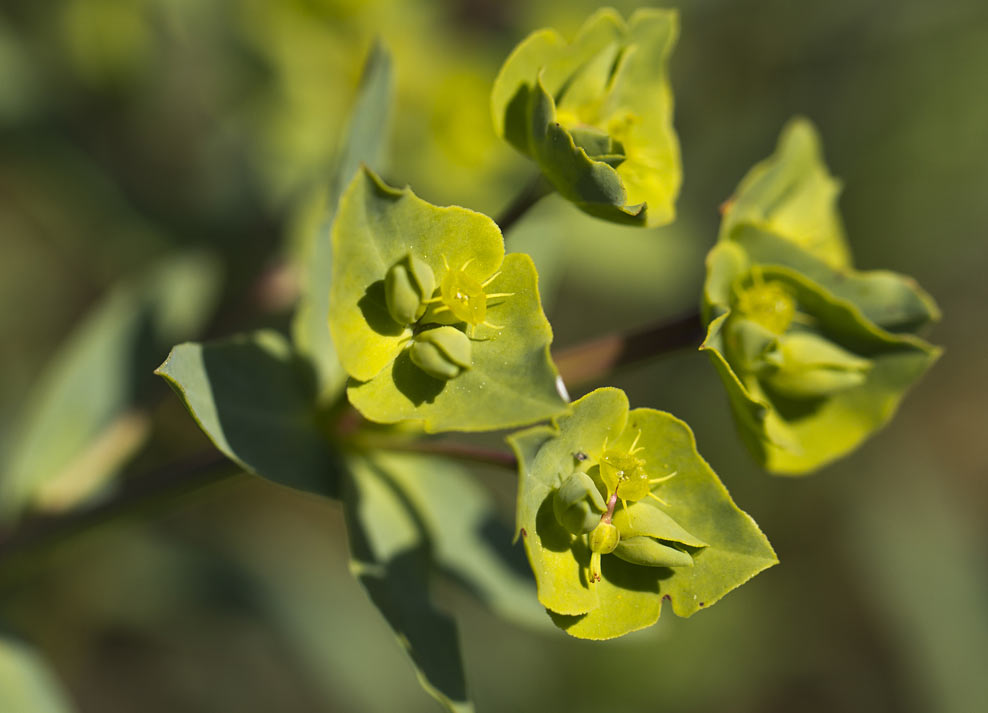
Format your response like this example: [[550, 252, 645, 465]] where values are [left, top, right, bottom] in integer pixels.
[[553, 472, 607, 534], [613, 536, 693, 568], [587, 522, 619, 584], [385, 253, 436, 325], [764, 332, 871, 398], [409, 326, 471, 380], [588, 522, 619, 555]]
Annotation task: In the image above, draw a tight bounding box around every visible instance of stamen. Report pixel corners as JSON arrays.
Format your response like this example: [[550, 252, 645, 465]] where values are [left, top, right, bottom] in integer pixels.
[[481, 271, 502, 287], [647, 492, 668, 506], [481, 320, 503, 329], [484, 292, 514, 300], [629, 429, 642, 454], [649, 471, 677, 485]]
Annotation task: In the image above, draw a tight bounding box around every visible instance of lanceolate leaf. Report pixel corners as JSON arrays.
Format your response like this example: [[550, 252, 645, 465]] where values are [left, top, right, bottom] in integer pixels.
[[0, 252, 220, 523], [491, 8, 681, 227], [292, 41, 393, 403], [510, 388, 776, 640], [156, 330, 342, 497], [329, 167, 567, 432], [343, 453, 473, 713]]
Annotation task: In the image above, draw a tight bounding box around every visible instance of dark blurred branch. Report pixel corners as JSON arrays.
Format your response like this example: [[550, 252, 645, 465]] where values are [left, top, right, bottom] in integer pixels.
[[0, 451, 238, 563], [496, 173, 553, 236], [554, 311, 704, 386]]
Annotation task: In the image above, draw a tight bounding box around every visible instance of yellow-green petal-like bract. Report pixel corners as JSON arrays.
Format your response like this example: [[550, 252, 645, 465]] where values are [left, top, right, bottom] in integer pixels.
[[491, 8, 681, 227]]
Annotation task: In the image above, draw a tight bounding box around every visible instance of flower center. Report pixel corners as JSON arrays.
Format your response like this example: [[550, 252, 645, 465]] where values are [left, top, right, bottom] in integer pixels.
[[734, 279, 796, 334], [599, 449, 650, 502], [441, 268, 487, 325]]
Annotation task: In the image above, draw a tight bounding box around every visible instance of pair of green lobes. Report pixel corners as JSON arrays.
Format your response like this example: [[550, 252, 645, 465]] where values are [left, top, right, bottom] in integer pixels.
[[552, 434, 688, 584], [730, 275, 872, 399], [384, 252, 510, 381]]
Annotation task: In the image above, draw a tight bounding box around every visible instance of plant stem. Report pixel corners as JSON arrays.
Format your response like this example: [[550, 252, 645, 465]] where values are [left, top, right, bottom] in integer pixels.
[[0, 451, 238, 563], [356, 436, 518, 470], [495, 174, 553, 236], [553, 311, 704, 386], [0, 313, 706, 557]]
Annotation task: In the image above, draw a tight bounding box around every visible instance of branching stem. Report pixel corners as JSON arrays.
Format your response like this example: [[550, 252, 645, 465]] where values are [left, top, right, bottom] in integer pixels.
[[495, 174, 553, 236], [553, 311, 704, 386], [0, 451, 237, 564]]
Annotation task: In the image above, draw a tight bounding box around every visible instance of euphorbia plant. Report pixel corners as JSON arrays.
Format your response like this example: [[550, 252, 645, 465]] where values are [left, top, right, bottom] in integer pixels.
[[147, 7, 938, 712]]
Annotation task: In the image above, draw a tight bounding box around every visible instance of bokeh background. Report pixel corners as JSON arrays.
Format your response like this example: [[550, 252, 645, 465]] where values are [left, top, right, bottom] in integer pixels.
[[1, 0, 986, 711]]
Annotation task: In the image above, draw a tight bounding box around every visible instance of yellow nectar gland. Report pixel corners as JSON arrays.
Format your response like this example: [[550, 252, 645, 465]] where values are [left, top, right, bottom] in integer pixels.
[[733, 271, 797, 335], [426, 258, 513, 335], [598, 431, 677, 523]]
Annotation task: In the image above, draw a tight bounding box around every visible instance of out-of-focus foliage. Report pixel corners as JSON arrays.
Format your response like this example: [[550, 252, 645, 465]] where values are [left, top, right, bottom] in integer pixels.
[[0, 635, 76, 713], [2, 0, 986, 712], [1, 253, 220, 523]]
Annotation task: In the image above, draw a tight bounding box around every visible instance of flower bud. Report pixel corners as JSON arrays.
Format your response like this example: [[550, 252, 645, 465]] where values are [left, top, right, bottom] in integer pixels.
[[613, 536, 693, 568], [385, 253, 435, 325], [553, 471, 606, 534], [408, 326, 471, 380], [764, 332, 871, 398]]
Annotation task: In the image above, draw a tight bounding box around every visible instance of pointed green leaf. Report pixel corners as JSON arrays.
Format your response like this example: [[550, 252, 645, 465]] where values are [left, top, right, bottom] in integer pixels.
[[0, 635, 76, 713], [343, 453, 473, 713], [156, 330, 341, 497], [511, 388, 776, 639], [292, 42, 392, 403], [330, 167, 567, 432], [720, 118, 851, 267], [0, 253, 220, 523], [492, 9, 681, 227]]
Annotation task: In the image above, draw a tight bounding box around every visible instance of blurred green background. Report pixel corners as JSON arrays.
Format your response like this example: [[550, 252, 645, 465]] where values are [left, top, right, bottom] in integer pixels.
[[1, 0, 986, 711]]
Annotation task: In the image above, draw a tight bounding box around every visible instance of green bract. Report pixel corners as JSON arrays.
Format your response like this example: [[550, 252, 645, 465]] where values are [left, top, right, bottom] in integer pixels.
[[491, 8, 681, 226], [719, 118, 851, 268], [703, 119, 941, 474], [509, 387, 777, 640], [328, 166, 568, 432]]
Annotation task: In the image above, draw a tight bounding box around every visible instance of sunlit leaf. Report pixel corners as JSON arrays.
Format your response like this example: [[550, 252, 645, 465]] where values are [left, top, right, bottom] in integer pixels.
[[492, 9, 681, 227], [510, 388, 776, 639], [720, 118, 850, 268], [701, 239, 940, 474], [330, 167, 567, 432]]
